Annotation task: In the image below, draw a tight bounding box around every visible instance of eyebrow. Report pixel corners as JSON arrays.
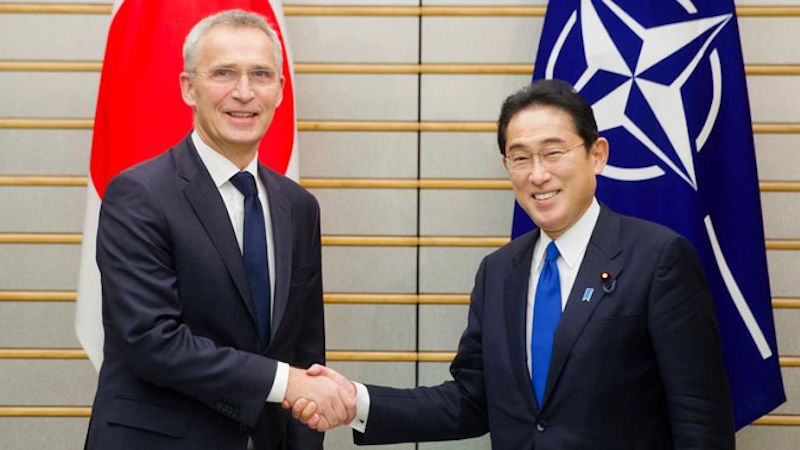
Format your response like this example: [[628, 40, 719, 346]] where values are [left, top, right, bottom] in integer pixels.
[[507, 136, 567, 151]]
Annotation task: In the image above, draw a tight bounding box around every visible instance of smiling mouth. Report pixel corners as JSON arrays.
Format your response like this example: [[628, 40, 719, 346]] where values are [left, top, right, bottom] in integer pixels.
[[533, 191, 559, 201], [227, 112, 257, 118]]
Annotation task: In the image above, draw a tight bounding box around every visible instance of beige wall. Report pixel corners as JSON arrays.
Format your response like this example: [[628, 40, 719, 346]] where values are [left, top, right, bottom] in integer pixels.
[[0, 1, 798, 448]]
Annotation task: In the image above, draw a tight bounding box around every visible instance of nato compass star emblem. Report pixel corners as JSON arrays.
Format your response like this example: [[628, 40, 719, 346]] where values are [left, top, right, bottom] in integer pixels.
[[543, 0, 774, 359], [544, 0, 730, 190]]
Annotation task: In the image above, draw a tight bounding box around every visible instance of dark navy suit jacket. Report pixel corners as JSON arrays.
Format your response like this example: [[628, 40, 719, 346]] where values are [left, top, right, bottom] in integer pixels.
[[85, 135, 324, 449], [355, 205, 734, 449]]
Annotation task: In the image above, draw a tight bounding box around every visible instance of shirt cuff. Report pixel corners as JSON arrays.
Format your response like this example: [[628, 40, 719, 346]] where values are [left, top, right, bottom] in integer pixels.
[[265, 362, 289, 403], [349, 381, 370, 433]]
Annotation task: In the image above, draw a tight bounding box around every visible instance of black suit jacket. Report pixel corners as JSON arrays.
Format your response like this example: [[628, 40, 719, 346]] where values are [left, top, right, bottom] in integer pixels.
[[356, 205, 734, 449], [85, 134, 325, 449]]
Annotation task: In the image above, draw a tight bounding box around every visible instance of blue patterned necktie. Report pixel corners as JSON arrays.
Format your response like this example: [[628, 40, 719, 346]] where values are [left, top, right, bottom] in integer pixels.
[[230, 171, 271, 346], [531, 241, 561, 406]]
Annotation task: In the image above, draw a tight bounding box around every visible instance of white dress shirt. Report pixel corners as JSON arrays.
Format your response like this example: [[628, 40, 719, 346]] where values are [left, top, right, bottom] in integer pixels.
[[192, 132, 289, 404], [351, 198, 601, 433]]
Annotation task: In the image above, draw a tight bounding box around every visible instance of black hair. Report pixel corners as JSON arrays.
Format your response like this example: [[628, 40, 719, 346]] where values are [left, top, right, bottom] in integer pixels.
[[497, 79, 598, 155]]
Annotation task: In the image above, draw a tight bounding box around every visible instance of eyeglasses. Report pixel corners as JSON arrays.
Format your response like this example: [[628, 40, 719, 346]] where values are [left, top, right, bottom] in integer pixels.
[[190, 68, 279, 88], [504, 142, 586, 172]]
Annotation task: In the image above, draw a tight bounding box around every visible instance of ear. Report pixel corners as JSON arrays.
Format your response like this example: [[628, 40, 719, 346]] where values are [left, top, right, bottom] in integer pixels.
[[501, 154, 510, 172], [589, 137, 609, 175], [179, 72, 196, 108], [275, 75, 286, 108]]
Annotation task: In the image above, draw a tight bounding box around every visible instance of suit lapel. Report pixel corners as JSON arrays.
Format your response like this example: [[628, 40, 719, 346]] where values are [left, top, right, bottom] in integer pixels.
[[176, 136, 257, 323], [260, 165, 292, 342], [542, 207, 624, 406], [503, 230, 540, 415]]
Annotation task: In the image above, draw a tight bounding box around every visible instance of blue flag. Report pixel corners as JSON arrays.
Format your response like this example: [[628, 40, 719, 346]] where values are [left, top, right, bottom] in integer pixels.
[[513, 0, 785, 429]]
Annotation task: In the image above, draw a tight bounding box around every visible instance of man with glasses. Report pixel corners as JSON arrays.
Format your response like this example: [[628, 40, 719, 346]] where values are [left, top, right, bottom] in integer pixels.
[[85, 10, 354, 450], [289, 79, 735, 449]]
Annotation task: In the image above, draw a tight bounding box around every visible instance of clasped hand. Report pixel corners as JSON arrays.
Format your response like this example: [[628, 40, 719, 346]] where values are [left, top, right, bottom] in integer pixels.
[[282, 364, 355, 431]]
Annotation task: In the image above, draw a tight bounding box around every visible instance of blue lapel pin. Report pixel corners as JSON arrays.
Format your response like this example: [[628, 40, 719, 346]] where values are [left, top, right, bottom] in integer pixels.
[[582, 288, 594, 302]]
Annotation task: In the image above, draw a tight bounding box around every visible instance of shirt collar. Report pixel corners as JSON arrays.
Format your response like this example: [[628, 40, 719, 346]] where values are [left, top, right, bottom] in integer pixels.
[[534, 198, 601, 270], [192, 131, 259, 188]]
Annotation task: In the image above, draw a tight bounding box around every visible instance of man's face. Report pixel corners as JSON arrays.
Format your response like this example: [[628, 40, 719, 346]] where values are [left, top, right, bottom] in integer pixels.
[[180, 25, 284, 155], [504, 106, 608, 240]]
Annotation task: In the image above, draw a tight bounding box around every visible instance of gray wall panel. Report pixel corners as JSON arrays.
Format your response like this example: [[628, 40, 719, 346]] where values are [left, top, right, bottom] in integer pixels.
[[286, 16, 418, 63], [311, 188, 417, 236], [775, 308, 800, 355], [0, 72, 100, 118], [737, 424, 800, 450], [0, 302, 80, 347], [0, 129, 91, 176], [420, 247, 495, 293], [773, 368, 800, 415], [327, 361, 416, 389], [0, 418, 89, 450], [0, 186, 86, 232], [325, 304, 416, 351], [421, 17, 542, 63], [420, 189, 513, 236], [0, 14, 110, 60], [322, 247, 416, 293], [761, 193, 800, 239], [420, 436, 491, 450], [767, 250, 800, 297], [747, 76, 800, 122], [295, 74, 419, 121], [418, 361, 452, 386], [0, 244, 80, 290], [421, 74, 529, 121], [325, 427, 413, 450], [419, 304, 468, 352], [289, 0, 417, 4], [420, 132, 507, 179], [424, 0, 543, 4], [755, 134, 800, 181], [298, 132, 418, 178], [0, 360, 96, 405], [739, 17, 800, 64]]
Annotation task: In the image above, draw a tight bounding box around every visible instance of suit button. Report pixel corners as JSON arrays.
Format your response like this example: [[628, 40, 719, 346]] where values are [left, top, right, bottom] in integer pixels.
[[536, 421, 547, 432], [239, 423, 248, 432]]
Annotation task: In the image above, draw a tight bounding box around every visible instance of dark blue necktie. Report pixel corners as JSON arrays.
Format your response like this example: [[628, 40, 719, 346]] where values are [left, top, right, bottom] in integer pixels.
[[230, 171, 271, 346], [531, 241, 561, 405]]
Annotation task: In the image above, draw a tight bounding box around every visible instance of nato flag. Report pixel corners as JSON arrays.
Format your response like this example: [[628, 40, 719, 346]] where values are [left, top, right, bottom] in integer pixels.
[[512, 0, 785, 429]]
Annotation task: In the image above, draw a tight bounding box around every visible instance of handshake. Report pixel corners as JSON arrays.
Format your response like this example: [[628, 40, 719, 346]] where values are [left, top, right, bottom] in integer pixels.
[[282, 364, 358, 432]]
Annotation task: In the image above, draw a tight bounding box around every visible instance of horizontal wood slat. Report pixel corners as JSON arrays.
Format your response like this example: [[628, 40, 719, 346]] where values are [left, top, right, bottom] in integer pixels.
[[1, 4, 799, 17], [0, 405, 796, 424], [2, 233, 800, 250], [0, 290, 76, 301], [3, 61, 800, 76], [2, 349, 800, 368], [2, 118, 800, 134], [2, 292, 800, 310], [0, 406, 91, 417], [3, 176, 800, 193]]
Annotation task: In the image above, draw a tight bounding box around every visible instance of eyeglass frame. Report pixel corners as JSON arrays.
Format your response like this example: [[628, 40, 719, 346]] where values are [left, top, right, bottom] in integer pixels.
[[187, 67, 282, 88], [503, 141, 587, 173]]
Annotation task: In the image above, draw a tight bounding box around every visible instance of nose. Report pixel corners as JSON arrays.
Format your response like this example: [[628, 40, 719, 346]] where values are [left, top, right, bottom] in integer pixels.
[[231, 74, 255, 101], [528, 159, 551, 185]]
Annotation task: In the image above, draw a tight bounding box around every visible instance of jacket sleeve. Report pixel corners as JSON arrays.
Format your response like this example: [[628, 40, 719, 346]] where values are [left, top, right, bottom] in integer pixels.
[[97, 170, 276, 427], [353, 259, 490, 445], [284, 197, 325, 449], [647, 235, 735, 449]]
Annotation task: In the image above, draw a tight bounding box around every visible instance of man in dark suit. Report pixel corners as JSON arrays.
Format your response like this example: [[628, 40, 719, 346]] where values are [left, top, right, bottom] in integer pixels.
[[85, 10, 353, 450], [291, 79, 735, 448]]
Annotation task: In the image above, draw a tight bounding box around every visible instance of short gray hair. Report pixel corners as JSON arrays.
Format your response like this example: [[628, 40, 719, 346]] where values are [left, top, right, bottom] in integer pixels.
[[183, 9, 283, 77]]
